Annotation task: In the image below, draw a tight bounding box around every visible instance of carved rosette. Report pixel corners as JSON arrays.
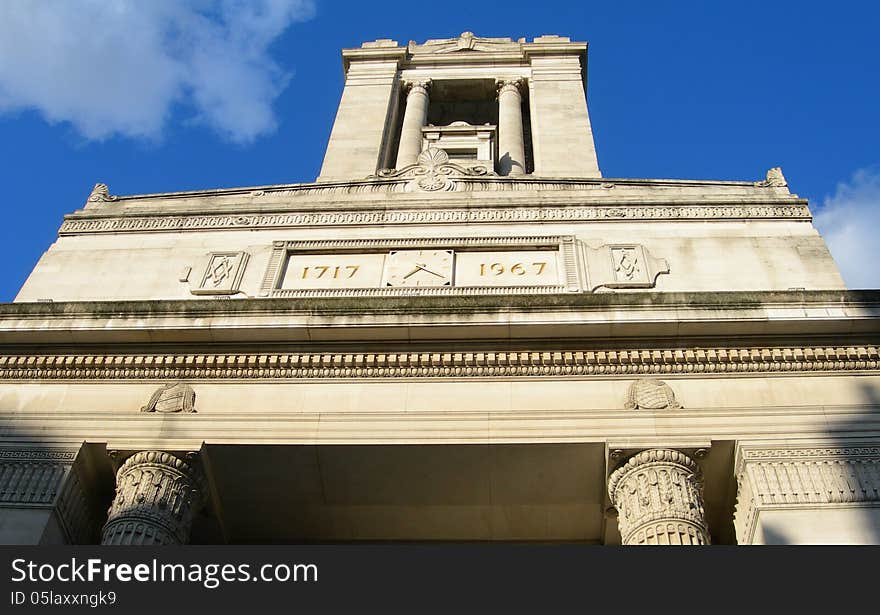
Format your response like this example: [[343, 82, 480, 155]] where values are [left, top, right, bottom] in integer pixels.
[[608, 449, 710, 545], [376, 147, 488, 192], [101, 451, 206, 545]]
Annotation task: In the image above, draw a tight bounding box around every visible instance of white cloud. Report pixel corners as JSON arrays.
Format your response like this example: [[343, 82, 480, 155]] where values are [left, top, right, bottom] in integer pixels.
[[813, 167, 880, 289], [0, 0, 314, 143]]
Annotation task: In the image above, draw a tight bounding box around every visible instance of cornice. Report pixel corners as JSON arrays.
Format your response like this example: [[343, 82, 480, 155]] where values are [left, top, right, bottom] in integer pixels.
[[1, 343, 878, 381], [61, 201, 810, 236], [2, 291, 877, 344]]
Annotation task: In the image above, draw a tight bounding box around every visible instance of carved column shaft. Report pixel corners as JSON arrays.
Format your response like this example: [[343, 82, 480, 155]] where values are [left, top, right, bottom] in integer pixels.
[[497, 79, 526, 176], [608, 449, 710, 545], [101, 451, 205, 546], [396, 80, 431, 168]]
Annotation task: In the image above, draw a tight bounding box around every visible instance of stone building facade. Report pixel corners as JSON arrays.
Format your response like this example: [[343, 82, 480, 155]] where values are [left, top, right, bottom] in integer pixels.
[[1, 33, 879, 545]]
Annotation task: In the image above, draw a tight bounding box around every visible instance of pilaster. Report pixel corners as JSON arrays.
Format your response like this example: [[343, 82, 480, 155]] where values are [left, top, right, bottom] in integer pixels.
[[317, 44, 406, 182], [0, 445, 102, 544], [734, 443, 880, 544]]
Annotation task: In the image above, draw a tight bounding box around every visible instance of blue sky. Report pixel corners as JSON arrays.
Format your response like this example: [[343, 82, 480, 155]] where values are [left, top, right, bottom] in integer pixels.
[[1, 0, 879, 301]]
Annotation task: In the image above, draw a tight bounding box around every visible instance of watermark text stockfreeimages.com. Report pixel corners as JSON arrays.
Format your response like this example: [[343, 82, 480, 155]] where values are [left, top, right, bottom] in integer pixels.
[[10, 557, 318, 590]]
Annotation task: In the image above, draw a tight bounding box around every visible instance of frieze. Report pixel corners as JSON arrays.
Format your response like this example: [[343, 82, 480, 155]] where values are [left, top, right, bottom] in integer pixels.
[[58, 203, 812, 236], [0, 448, 77, 506], [0, 345, 877, 381]]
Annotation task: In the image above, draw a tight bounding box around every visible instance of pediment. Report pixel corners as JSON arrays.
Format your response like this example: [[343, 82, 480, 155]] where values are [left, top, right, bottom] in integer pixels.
[[410, 32, 522, 55]]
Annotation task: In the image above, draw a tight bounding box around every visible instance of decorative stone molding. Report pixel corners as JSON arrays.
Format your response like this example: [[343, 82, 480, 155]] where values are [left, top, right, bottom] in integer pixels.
[[86, 183, 116, 204], [624, 379, 682, 409], [758, 167, 787, 188], [376, 147, 489, 192], [189, 251, 249, 296], [141, 382, 196, 413], [101, 451, 206, 545], [0, 447, 102, 544], [586, 244, 670, 290], [733, 445, 880, 544], [58, 203, 812, 236], [0, 448, 77, 505], [1, 344, 878, 381], [608, 449, 710, 545]]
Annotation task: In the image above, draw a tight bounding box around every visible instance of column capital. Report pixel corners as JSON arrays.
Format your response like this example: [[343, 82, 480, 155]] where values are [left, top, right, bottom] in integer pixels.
[[608, 448, 710, 545], [496, 78, 524, 96], [403, 79, 432, 95], [102, 450, 207, 545]]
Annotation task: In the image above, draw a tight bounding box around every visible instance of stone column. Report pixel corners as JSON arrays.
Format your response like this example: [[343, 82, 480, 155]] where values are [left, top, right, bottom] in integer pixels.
[[101, 451, 206, 545], [395, 79, 431, 168], [608, 449, 710, 545], [496, 79, 526, 176]]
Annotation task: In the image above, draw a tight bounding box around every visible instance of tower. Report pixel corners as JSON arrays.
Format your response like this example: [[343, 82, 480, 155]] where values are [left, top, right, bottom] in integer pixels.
[[1, 33, 878, 545]]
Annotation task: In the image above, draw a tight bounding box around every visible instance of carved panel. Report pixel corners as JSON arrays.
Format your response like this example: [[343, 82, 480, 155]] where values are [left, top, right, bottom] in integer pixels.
[[0, 447, 102, 544], [259, 236, 580, 298], [734, 445, 880, 544], [0, 449, 74, 505], [190, 252, 248, 295], [586, 244, 669, 290]]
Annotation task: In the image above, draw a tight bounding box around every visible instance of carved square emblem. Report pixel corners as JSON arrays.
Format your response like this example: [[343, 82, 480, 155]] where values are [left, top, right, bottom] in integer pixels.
[[191, 252, 249, 295]]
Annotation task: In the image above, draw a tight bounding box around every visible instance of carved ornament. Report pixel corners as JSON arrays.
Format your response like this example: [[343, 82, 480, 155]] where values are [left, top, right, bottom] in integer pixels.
[[102, 450, 206, 545], [87, 183, 116, 203], [624, 379, 681, 409], [3, 344, 877, 381], [376, 147, 488, 192], [190, 252, 249, 296], [734, 445, 880, 544], [608, 449, 710, 545], [141, 382, 196, 413], [59, 203, 812, 236], [758, 167, 788, 188]]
